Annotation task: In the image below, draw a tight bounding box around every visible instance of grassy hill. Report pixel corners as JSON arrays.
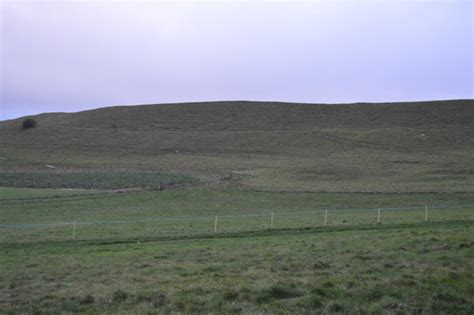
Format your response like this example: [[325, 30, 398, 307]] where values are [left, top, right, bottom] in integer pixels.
[[1, 100, 474, 313], [1, 99, 473, 192]]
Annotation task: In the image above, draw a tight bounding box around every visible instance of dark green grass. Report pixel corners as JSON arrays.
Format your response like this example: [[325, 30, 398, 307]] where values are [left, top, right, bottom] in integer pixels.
[[3, 188, 474, 224], [1, 222, 473, 314], [0, 187, 104, 200], [0, 171, 196, 190]]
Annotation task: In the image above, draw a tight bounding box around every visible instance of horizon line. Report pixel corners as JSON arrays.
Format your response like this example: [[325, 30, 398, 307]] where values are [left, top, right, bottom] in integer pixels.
[[2, 98, 473, 122]]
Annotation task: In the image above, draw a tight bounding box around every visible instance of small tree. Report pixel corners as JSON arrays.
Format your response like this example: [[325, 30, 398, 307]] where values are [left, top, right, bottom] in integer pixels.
[[22, 118, 37, 129]]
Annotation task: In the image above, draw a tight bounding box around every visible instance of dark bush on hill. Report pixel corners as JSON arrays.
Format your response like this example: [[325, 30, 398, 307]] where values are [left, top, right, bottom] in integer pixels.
[[22, 118, 37, 129]]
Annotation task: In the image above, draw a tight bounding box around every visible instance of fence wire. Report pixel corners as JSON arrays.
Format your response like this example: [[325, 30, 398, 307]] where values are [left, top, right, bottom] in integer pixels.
[[1, 204, 473, 243]]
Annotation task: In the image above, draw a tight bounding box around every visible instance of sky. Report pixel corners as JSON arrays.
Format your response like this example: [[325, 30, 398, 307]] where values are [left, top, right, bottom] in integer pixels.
[[0, 0, 473, 120]]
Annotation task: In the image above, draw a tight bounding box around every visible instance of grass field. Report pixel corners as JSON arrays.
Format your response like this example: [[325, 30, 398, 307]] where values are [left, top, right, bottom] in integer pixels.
[[1, 100, 473, 313], [1, 189, 474, 244], [1, 221, 473, 313], [1, 187, 473, 313]]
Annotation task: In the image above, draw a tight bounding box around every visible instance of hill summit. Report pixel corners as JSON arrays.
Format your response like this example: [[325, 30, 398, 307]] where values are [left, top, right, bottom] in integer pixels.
[[1, 100, 473, 193]]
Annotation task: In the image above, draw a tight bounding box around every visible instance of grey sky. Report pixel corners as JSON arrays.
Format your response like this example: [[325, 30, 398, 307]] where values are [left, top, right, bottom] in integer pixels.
[[1, 0, 473, 120]]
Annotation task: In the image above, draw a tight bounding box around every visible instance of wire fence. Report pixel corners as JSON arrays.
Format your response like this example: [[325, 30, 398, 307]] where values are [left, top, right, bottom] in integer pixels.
[[1, 204, 473, 243]]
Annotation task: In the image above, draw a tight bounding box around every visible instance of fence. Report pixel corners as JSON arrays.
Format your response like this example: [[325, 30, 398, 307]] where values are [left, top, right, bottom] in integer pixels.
[[1, 204, 473, 243]]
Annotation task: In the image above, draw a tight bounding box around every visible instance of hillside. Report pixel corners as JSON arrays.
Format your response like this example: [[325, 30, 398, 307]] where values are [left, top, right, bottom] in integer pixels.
[[1, 100, 473, 192], [2, 99, 474, 314]]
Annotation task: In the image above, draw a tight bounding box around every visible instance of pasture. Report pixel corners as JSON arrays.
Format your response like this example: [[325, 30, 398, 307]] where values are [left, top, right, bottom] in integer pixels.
[[1, 187, 474, 313], [1, 100, 473, 313], [1, 188, 473, 244]]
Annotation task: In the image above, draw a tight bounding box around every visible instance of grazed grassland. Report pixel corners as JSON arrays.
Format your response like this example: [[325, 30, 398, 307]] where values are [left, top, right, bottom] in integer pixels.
[[1, 100, 473, 313], [1, 189, 473, 243], [1, 100, 473, 193], [1, 222, 473, 314]]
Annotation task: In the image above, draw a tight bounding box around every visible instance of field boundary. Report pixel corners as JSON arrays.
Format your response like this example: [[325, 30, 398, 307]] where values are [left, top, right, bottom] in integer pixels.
[[1, 220, 473, 248], [1, 203, 472, 245], [1, 203, 473, 245], [1, 203, 473, 229]]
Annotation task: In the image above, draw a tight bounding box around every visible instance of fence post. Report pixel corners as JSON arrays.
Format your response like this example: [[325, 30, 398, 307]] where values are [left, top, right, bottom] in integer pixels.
[[72, 221, 76, 240], [377, 208, 381, 223], [270, 212, 274, 229], [214, 215, 218, 233], [425, 205, 428, 221], [324, 210, 328, 226]]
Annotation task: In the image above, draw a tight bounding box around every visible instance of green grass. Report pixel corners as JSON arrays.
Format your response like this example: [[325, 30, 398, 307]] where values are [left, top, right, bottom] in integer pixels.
[[3, 187, 471, 314], [1, 101, 473, 313], [0, 187, 104, 200], [1, 222, 473, 313], [3, 188, 474, 223], [1, 188, 473, 245], [0, 171, 196, 190]]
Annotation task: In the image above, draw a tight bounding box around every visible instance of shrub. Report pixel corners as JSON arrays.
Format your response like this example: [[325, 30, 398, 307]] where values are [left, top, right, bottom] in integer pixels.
[[22, 118, 37, 129]]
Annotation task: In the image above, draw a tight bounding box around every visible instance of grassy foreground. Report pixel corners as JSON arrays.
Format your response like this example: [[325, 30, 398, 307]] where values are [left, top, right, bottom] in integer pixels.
[[1, 188, 473, 314], [1, 222, 473, 314]]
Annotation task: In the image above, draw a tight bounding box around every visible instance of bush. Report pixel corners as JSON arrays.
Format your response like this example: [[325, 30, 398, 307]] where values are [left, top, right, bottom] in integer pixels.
[[22, 118, 37, 129]]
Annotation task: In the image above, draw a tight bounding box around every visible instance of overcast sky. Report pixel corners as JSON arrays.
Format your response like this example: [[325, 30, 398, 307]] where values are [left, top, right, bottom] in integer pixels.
[[1, 0, 473, 120]]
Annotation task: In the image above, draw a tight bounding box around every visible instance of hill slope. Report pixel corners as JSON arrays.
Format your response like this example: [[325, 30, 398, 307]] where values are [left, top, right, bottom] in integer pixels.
[[1, 100, 473, 192]]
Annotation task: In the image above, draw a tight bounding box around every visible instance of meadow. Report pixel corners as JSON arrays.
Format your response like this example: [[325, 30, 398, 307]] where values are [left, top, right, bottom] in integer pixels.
[[1, 100, 473, 313], [1, 188, 473, 244], [1, 216, 473, 314]]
